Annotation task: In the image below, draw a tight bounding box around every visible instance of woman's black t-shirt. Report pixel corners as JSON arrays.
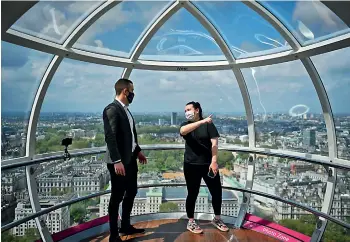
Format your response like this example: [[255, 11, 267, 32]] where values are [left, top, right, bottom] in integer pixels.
[[180, 121, 220, 165]]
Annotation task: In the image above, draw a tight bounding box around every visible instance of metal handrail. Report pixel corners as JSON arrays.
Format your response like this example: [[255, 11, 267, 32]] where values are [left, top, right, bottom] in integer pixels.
[[2, 183, 350, 232], [2, 144, 350, 171]]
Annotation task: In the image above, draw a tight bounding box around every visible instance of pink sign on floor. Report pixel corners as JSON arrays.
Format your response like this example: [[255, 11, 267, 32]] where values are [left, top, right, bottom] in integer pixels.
[[243, 214, 311, 242], [243, 221, 303, 242]]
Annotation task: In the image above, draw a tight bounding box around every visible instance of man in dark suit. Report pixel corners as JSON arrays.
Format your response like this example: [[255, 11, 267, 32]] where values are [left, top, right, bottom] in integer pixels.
[[103, 78, 147, 242]]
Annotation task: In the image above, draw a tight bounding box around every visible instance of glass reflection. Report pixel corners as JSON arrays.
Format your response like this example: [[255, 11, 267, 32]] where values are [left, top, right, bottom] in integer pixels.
[[74, 1, 172, 58], [140, 8, 225, 61], [260, 1, 349, 45], [194, 1, 291, 59], [242, 61, 328, 155], [10, 1, 102, 44]]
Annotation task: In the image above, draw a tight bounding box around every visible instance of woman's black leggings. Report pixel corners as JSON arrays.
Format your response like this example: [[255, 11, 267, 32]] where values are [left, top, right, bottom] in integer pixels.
[[184, 162, 222, 218]]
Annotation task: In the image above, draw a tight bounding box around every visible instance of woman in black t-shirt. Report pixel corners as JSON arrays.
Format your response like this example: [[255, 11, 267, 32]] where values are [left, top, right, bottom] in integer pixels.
[[180, 101, 229, 234]]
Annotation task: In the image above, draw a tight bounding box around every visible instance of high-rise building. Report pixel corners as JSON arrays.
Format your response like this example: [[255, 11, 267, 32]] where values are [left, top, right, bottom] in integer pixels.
[[158, 119, 165, 126], [303, 129, 316, 147], [171, 112, 177, 126]]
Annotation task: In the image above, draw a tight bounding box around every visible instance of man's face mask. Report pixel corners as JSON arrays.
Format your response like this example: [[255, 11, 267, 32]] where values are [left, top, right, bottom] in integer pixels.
[[185, 111, 195, 120], [126, 90, 135, 104]]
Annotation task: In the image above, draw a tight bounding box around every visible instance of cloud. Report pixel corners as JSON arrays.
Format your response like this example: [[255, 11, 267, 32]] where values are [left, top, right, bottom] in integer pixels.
[[2, 46, 52, 112], [311, 47, 350, 114], [1, 42, 29, 68]]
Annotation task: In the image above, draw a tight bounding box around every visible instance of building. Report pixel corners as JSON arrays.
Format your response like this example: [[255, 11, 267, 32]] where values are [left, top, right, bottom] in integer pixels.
[[100, 186, 240, 217], [12, 197, 71, 236], [38, 173, 105, 196], [158, 119, 165, 126], [303, 129, 316, 148], [239, 135, 249, 143], [171, 112, 177, 126], [68, 129, 85, 138], [37, 157, 108, 196]]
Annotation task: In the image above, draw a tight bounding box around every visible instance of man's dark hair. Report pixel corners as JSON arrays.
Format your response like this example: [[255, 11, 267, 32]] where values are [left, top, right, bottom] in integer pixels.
[[186, 101, 203, 120], [115, 78, 133, 95]]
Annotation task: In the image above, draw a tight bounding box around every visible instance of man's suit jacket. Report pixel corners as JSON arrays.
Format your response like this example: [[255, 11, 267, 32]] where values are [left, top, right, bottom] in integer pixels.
[[103, 100, 141, 166]]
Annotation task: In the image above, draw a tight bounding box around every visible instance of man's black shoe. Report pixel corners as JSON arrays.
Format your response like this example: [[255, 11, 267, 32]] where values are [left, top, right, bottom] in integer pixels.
[[109, 236, 122, 242], [119, 225, 145, 236]]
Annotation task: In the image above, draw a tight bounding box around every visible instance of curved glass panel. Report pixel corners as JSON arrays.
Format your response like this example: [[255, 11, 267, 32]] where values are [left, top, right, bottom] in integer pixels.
[[194, 1, 291, 59], [10, 1, 103, 44], [129, 70, 246, 131], [2, 220, 40, 242], [260, 1, 350, 46], [128, 70, 248, 217], [242, 60, 328, 155], [74, 1, 172, 58], [250, 154, 325, 239], [1, 167, 29, 226], [1, 42, 53, 160], [36, 59, 123, 154], [323, 168, 350, 242], [311, 48, 350, 160], [35, 154, 109, 209], [139, 8, 225, 61], [42, 197, 103, 235], [1, 167, 40, 242]]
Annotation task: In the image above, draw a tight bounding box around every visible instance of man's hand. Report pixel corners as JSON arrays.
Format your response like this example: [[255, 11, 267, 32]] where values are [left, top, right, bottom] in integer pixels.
[[209, 161, 218, 176], [138, 152, 147, 164], [202, 114, 213, 124], [114, 162, 125, 176]]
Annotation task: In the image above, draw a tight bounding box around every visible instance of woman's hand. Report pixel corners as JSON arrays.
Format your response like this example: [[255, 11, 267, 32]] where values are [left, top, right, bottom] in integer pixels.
[[209, 161, 218, 176], [201, 114, 213, 124]]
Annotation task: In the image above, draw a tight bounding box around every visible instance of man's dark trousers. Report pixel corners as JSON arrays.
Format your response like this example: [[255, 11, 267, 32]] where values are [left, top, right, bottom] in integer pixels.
[[107, 156, 138, 239]]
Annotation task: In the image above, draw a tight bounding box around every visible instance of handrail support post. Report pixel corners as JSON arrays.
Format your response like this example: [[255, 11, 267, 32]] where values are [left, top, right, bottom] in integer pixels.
[[234, 155, 255, 228]]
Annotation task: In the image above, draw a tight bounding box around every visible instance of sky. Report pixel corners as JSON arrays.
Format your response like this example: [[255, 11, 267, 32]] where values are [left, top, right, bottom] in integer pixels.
[[1, 1, 350, 116]]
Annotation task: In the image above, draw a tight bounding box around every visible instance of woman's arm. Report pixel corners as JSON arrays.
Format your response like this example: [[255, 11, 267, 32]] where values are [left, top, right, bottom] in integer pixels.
[[211, 138, 218, 163], [180, 120, 204, 136], [180, 115, 213, 136], [209, 137, 219, 174]]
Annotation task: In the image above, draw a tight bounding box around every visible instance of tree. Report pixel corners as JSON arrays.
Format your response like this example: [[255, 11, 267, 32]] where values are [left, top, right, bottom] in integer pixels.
[[225, 162, 232, 171], [94, 133, 105, 147], [278, 158, 286, 163], [70, 203, 87, 224], [234, 138, 242, 144], [217, 151, 233, 168], [165, 156, 178, 171], [237, 152, 250, 161], [20, 228, 39, 242], [279, 215, 350, 242], [1, 231, 18, 242], [51, 187, 64, 196], [159, 202, 179, 212]]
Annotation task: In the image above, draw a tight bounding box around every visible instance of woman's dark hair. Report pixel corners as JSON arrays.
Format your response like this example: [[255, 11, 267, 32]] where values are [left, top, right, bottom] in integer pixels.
[[186, 101, 203, 120]]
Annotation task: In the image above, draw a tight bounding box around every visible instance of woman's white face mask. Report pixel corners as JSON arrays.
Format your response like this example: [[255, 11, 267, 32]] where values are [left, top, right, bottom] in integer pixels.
[[185, 111, 195, 120]]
